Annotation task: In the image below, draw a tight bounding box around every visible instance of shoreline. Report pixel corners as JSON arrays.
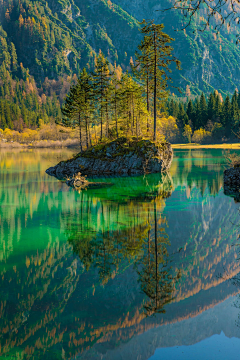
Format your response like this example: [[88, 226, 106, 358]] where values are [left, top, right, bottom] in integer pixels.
[[0, 140, 80, 149], [172, 143, 240, 149], [1, 141, 240, 150]]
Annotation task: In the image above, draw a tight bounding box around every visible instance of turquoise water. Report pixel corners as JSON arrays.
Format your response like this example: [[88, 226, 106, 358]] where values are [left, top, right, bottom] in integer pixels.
[[1, 148, 240, 359]]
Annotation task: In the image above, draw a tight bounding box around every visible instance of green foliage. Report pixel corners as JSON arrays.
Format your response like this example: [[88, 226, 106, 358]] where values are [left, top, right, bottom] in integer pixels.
[[137, 20, 180, 140], [167, 90, 240, 141]]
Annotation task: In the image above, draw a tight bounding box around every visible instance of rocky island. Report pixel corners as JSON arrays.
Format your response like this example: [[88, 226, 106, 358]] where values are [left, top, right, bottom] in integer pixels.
[[224, 166, 240, 202], [46, 137, 173, 180]]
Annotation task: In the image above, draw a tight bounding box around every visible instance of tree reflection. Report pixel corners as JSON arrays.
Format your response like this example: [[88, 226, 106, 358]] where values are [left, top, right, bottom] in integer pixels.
[[136, 203, 180, 316], [66, 173, 181, 315]]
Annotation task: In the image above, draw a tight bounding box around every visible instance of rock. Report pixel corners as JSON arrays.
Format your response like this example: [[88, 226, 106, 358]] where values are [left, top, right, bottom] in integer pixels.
[[224, 167, 240, 202], [46, 137, 173, 179], [65, 172, 113, 191]]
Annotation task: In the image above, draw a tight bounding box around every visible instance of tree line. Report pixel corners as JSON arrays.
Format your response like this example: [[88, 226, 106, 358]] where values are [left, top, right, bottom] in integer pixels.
[[0, 62, 63, 131], [60, 20, 180, 148], [168, 90, 240, 142]]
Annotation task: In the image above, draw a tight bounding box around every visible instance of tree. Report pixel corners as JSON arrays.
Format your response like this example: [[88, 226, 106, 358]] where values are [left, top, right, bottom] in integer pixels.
[[183, 124, 192, 143], [186, 84, 191, 97], [10, 42, 18, 72], [186, 99, 194, 123], [177, 103, 188, 129], [120, 72, 145, 137], [137, 201, 179, 316], [199, 93, 207, 127], [109, 68, 121, 138], [207, 93, 215, 121], [138, 20, 180, 141], [61, 68, 93, 150], [133, 39, 152, 133], [222, 95, 232, 137], [92, 52, 111, 139]]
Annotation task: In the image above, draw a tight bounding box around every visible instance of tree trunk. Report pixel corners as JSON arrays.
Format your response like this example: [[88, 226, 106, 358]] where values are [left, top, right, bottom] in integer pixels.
[[132, 93, 134, 136], [78, 112, 82, 152], [101, 109, 103, 140], [154, 201, 158, 310], [147, 65, 150, 134], [89, 124, 92, 147], [153, 29, 157, 142], [100, 73, 103, 140], [106, 100, 109, 138], [85, 116, 89, 149], [115, 88, 118, 138]]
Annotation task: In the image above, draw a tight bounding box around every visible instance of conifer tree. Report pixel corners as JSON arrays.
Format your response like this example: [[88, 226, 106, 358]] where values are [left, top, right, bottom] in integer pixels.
[[222, 95, 232, 136], [61, 68, 93, 150], [133, 39, 152, 133], [207, 93, 215, 121], [199, 93, 207, 127], [109, 70, 121, 138], [138, 20, 180, 141], [186, 100, 194, 123], [177, 103, 188, 129], [92, 52, 111, 140]]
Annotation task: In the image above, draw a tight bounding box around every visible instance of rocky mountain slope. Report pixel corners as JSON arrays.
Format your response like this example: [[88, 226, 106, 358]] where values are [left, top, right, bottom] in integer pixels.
[[1, 0, 240, 95]]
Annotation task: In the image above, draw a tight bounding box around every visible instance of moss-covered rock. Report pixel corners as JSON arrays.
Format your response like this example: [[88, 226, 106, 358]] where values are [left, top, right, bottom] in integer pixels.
[[46, 138, 173, 179]]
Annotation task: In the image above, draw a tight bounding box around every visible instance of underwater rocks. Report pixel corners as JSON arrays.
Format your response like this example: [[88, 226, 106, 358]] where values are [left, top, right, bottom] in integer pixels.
[[224, 167, 240, 202], [46, 137, 173, 179], [65, 172, 113, 191]]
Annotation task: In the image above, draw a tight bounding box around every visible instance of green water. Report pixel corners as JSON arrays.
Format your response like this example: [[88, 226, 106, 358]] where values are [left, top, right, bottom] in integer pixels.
[[1, 148, 240, 360]]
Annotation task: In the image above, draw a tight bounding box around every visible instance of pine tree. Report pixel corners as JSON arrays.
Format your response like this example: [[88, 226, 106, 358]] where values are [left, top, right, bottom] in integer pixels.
[[133, 39, 152, 133], [61, 68, 93, 150], [199, 93, 207, 127], [186, 100, 194, 123], [92, 52, 111, 140], [207, 93, 215, 121], [10, 42, 18, 72], [222, 95, 232, 136], [177, 103, 188, 129], [138, 20, 180, 141], [109, 70, 121, 138]]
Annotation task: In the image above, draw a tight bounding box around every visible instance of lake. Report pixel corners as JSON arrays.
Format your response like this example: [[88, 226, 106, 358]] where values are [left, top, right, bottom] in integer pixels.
[[1, 148, 240, 360]]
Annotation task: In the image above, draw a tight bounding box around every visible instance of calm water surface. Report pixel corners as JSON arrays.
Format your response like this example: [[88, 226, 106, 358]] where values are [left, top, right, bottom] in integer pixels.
[[1, 148, 240, 359]]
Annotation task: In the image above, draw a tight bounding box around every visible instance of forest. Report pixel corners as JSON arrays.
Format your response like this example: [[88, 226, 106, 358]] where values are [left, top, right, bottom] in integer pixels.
[[0, 0, 240, 145]]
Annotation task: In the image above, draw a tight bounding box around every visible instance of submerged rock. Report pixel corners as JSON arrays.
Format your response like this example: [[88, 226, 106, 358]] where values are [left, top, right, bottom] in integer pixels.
[[224, 167, 240, 202], [65, 172, 113, 191], [46, 137, 173, 179]]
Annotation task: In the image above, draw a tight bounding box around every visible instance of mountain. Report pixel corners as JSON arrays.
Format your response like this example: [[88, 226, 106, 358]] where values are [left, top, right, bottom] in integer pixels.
[[1, 0, 240, 131], [114, 0, 240, 95], [1, 0, 240, 95], [0, 0, 139, 82]]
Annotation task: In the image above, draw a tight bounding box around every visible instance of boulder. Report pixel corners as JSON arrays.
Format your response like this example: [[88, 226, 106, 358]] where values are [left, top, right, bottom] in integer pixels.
[[46, 137, 173, 179], [224, 167, 240, 202], [65, 172, 113, 191]]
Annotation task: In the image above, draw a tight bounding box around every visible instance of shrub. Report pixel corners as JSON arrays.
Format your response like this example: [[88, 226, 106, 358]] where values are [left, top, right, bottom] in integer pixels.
[[159, 116, 180, 143], [192, 128, 211, 144]]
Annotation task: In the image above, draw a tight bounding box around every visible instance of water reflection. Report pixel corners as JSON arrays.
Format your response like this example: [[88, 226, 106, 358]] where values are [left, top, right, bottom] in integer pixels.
[[136, 203, 180, 316], [65, 174, 179, 316], [1, 149, 240, 359]]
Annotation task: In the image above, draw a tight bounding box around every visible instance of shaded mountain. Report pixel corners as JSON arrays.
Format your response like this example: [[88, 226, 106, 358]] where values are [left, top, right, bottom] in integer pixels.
[[1, 0, 240, 95]]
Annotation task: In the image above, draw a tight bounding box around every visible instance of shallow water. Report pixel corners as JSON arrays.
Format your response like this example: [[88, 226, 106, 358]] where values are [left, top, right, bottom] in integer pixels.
[[1, 148, 240, 360]]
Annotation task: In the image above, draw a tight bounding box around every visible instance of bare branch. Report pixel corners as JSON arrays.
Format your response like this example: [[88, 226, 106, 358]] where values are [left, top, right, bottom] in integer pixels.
[[160, 0, 240, 42]]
